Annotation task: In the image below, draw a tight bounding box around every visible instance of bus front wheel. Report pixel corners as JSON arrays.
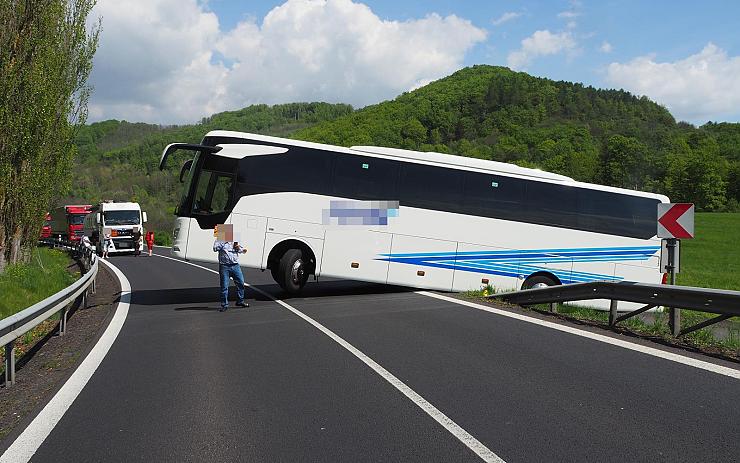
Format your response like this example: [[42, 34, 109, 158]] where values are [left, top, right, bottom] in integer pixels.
[[277, 249, 308, 294]]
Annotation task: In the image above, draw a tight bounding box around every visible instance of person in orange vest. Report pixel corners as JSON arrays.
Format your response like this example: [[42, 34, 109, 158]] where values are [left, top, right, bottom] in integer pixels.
[[145, 230, 155, 257]]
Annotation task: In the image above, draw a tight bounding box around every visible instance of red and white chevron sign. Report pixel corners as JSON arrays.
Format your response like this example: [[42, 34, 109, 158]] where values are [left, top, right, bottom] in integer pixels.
[[657, 203, 694, 239]]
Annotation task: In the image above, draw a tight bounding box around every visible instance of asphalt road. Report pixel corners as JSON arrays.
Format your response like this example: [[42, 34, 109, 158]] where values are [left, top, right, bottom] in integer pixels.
[[21, 249, 740, 462]]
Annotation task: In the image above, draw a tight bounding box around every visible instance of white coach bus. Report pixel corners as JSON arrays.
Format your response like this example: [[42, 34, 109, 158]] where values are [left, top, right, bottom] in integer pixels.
[[159, 131, 668, 301]]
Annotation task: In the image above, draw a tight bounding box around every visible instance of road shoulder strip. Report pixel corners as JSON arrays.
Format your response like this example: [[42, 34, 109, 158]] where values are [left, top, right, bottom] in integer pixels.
[[417, 291, 740, 380]]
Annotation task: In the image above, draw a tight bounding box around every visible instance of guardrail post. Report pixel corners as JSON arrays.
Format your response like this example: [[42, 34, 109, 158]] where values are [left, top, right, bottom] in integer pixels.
[[549, 302, 557, 313], [58, 306, 67, 336], [669, 308, 680, 337], [4, 341, 15, 386], [609, 300, 618, 326]]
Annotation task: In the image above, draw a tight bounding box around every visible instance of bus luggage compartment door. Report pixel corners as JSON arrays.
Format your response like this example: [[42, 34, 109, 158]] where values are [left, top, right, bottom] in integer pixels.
[[321, 230, 391, 283], [386, 235, 457, 291], [231, 214, 268, 268]]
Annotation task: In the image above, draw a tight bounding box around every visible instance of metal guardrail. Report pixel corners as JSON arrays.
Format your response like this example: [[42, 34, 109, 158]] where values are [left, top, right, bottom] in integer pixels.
[[493, 281, 740, 337], [1, 238, 98, 386]]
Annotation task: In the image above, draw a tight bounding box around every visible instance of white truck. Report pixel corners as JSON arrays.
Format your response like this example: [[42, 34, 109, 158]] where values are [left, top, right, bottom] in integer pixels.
[[83, 201, 148, 255]]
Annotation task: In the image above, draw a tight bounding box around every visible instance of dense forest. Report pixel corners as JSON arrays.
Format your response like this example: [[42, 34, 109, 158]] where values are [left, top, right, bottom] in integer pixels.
[[66, 65, 740, 242]]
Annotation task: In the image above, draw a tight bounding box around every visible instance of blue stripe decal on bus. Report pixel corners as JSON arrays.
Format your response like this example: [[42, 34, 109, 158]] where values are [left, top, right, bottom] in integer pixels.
[[376, 245, 660, 284]]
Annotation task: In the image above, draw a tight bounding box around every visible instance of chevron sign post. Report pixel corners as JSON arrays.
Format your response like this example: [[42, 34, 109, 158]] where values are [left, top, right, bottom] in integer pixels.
[[657, 203, 694, 239], [657, 202, 694, 335]]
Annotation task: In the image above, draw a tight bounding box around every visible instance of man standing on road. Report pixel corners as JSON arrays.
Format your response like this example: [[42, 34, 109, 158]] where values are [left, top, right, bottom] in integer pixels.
[[213, 239, 249, 311]]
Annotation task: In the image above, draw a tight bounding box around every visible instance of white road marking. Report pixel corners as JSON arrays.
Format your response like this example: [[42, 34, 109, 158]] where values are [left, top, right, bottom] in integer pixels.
[[153, 253, 505, 463], [417, 291, 740, 380], [1, 259, 131, 463]]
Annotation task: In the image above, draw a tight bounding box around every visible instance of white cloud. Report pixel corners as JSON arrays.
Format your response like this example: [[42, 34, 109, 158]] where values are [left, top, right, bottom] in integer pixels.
[[599, 41, 613, 53], [507, 30, 577, 70], [557, 11, 580, 19], [605, 43, 740, 123], [492, 12, 520, 26], [87, 0, 487, 124]]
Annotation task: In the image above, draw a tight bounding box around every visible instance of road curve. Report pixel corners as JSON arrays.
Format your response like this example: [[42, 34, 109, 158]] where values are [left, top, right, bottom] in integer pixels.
[[16, 249, 740, 462]]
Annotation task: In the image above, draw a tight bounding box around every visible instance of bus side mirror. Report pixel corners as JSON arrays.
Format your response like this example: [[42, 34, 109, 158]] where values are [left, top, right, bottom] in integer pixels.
[[142, 212, 148, 223], [179, 159, 193, 183], [96, 213, 101, 224]]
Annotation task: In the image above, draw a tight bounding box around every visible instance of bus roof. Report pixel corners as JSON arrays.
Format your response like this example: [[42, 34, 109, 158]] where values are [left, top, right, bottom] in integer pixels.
[[206, 130, 572, 181], [350, 145, 573, 182], [204, 130, 668, 201]]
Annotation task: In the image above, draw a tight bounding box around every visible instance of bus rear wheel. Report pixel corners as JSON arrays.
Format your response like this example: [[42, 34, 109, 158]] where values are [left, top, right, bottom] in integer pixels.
[[277, 248, 308, 294], [522, 274, 559, 290]]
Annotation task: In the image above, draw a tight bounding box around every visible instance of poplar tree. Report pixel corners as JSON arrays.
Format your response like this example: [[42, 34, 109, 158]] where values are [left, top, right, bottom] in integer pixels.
[[0, 0, 99, 270]]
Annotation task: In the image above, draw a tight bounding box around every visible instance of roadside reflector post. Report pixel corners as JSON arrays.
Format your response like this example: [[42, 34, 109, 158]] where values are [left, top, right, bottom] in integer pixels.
[[658, 203, 694, 337], [609, 299, 619, 326], [666, 238, 680, 336], [4, 340, 15, 386]]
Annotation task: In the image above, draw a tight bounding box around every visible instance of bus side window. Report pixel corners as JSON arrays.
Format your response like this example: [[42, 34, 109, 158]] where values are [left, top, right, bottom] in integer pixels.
[[399, 163, 463, 210], [525, 182, 578, 229], [333, 155, 399, 200], [462, 172, 525, 220]]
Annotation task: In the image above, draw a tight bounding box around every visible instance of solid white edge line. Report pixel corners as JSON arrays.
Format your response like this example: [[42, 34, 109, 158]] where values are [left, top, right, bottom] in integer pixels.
[[416, 291, 740, 380], [0, 259, 131, 463], [153, 253, 505, 463]]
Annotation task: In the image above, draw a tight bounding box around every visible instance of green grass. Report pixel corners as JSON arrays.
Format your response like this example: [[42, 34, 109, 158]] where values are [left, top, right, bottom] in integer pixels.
[[153, 230, 173, 246], [677, 212, 740, 291], [0, 248, 79, 321]]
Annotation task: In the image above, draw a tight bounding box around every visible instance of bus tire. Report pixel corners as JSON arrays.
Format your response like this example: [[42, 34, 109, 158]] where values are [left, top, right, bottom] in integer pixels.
[[278, 248, 308, 293], [522, 274, 559, 290]]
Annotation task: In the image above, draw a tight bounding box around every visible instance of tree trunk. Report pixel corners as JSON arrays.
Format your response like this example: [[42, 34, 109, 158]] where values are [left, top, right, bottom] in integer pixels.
[[9, 227, 22, 264], [0, 220, 4, 273]]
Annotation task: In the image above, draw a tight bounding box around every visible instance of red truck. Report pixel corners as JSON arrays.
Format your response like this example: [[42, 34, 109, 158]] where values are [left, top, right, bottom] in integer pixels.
[[50, 205, 92, 242], [40, 212, 52, 239]]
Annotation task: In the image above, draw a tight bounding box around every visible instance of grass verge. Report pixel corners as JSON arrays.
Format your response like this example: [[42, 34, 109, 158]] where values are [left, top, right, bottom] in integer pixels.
[[0, 247, 79, 321], [678, 212, 740, 291]]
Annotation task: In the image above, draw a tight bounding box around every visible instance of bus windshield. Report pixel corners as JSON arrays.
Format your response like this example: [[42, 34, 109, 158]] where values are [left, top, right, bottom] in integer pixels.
[[177, 151, 235, 217], [191, 170, 234, 215], [176, 153, 199, 216], [104, 210, 140, 225]]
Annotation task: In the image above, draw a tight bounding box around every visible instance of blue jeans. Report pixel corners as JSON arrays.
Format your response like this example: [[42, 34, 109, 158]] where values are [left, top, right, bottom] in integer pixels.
[[219, 263, 245, 308]]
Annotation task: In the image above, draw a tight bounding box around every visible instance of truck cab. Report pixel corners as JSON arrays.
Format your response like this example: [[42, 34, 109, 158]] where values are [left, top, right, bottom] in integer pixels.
[[84, 201, 148, 255]]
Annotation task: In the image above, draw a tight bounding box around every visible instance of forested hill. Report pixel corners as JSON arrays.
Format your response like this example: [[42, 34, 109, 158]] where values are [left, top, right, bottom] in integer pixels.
[[295, 65, 740, 212]]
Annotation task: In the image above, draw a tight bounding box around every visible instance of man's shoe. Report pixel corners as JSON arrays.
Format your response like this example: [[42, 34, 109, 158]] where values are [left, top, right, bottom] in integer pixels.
[[219, 306, 228, 312], [236, 302, 249, 308]]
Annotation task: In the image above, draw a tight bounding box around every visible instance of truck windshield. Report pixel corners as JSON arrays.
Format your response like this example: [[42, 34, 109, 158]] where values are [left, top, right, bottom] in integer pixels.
[[104, 210, 140, 225], [68, 215, 86, 225]]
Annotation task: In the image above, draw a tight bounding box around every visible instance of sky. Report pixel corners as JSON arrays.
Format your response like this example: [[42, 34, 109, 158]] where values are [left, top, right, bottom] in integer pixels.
[[86, 0, 740, 126]]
